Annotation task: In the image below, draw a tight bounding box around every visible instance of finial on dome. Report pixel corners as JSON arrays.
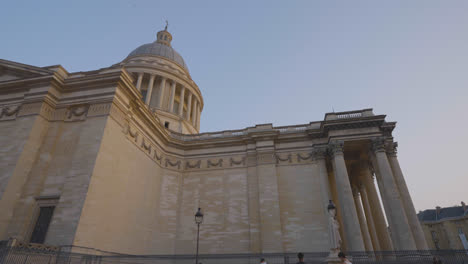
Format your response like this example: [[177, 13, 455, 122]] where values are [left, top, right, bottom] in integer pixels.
[[156, 22, 173, 46]]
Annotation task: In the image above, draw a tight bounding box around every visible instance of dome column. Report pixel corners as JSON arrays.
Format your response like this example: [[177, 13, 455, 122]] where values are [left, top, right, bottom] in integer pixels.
[[169, 80, 176, 113], [136, 72, 144, 91], [178, 87, 185, 116], [186, 93, 192, 120], [158, 77, 167, 109], [192, 100, 198, 125], [145, 74, 156, 105]]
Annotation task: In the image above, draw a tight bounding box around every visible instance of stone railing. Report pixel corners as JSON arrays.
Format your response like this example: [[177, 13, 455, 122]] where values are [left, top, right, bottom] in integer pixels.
[[169, 109, 374, 141], [325, 109, 374, 121]]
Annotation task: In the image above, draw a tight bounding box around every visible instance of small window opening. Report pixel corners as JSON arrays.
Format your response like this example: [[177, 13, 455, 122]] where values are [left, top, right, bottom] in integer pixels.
[[30, 206, 55, 244], [164, 122, 170, 128]]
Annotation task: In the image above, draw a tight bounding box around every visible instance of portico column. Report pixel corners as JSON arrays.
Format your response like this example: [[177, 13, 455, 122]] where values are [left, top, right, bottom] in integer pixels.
[[178, 87, 185, 116], [371, 138, 417, 251], [359, 181, 381, 251], [196, 105, 201, 130], [329, 141, 366, 252], [158, 77, 167, 109], [361, 166, 393, 251], [136, 72, 144, 91], [191, 100, 198, 125], [186, 93, 192, 120], [145, 74, 155, 105], [352, 186, 374, 252], [169, 80, 176, 113], [387, 142, 429, 250]]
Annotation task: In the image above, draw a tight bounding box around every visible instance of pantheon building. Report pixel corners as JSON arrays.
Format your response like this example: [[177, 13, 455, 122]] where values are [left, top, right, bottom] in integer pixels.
[[0, 27, 428, 255]]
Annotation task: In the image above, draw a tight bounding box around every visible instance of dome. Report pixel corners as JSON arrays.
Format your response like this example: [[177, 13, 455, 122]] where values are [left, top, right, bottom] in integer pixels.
[[126, 28, 189, 72]]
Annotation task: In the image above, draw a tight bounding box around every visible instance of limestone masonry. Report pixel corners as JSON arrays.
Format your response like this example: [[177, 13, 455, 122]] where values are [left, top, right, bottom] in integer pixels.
[[0, 27, 428, 254]]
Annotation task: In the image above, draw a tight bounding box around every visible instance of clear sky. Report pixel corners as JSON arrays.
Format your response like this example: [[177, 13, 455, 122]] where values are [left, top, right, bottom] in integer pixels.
[[1, 1, 467, 212]]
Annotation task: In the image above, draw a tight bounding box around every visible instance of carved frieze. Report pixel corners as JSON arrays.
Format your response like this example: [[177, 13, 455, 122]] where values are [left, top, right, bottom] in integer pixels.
[[297, 152, 313, 162], [65, 104, 89, 122], [186, 160, 201, 169], [165, 158, 181, 169], [141, 138, 151, 154], [230, 157, 246, 166], [153, 151, 163, 164], [88, 103, 112, 117], [123, 123, 139, 142], [312, 146, 328, 160], [276, 153, 292, 164], [0, 104, 21, 121], [386, 141, 398, 157], [207, 159, 223, 168]]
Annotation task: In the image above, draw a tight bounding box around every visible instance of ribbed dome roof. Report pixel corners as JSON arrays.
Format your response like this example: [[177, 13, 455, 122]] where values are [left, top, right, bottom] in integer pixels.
[[127, 42, 188, 72]]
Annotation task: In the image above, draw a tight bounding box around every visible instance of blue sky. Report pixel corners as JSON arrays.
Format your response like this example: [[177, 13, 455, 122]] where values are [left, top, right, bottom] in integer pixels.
[[1, 1, 467, 211]]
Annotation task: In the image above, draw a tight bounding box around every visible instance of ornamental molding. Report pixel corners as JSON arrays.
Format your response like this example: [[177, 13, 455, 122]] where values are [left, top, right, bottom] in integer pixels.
[[141, 138, 152, 154], [386, 141, 398, 157], [123, 123, 139, 142], [312, 146, 328, 160], [207, 158, 223, 168]]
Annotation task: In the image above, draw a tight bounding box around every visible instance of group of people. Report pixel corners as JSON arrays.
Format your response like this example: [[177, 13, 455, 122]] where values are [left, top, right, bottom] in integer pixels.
[[259, 251, 352, 264]]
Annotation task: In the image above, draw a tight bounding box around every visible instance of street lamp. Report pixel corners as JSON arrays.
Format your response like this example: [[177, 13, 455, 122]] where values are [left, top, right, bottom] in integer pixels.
[[195, 208, 203, 264]]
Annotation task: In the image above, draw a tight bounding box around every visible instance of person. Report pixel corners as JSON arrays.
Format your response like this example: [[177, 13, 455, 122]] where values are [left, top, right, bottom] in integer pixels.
[[296, 252, 305, 264], [260, 258, 267, 264], [338, 252, 352, 264], [432, 256, 443, 264]]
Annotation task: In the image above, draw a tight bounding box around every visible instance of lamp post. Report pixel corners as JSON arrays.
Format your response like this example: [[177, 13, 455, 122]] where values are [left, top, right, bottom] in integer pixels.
[[195, 208, 203, 264]]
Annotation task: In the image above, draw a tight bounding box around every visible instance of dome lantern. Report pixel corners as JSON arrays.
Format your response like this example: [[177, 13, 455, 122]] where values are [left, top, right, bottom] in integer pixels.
[[156, 21, 172, 46]]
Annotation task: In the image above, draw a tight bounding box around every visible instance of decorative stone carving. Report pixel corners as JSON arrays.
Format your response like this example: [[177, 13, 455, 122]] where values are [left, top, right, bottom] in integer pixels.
[[165, 158, 181, 169], [230, 157, 246, 166], [65, 104, 89, 122], [141, 138, 151, 154], [186, 160, 201, 169], [297, 152, 313, 162], [275, 153, 292, 164], [328, 140, 345, 157], [312, 146, 328, 160], [207, 159, 223, 168], [123, 123, 139, 142], [0, 104, 21, 121], [327, 200, 342, 258], [88, 103, 112, 117], [153, 151, 163, 163]]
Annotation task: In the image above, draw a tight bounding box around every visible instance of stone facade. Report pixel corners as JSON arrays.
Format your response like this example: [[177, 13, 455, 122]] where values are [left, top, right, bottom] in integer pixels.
[[0, 28, 428, 255], [418, 203, 468, 250]]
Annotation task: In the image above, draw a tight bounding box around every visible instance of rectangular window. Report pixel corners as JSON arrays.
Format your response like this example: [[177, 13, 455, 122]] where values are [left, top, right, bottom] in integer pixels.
[[30, 206, 55, 244]]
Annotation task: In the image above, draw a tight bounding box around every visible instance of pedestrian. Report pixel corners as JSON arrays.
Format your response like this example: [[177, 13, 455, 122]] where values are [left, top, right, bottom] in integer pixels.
[[296, 252, 305, 264], [260, 258, 267, 264], [432, 256, 442, 264], [338, 252, 352, 264]]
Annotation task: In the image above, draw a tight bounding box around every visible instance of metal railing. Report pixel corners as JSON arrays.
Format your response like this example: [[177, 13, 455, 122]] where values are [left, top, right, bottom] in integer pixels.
[[1, 241, 467, 264]]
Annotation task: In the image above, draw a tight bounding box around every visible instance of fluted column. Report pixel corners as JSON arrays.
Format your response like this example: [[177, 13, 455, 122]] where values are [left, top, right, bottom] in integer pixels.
[[136, 72, 144, 91], [352, 186, 374, 252], [158, 77, 167, 109], [178, 87, 185, 116], [387, 142, 429, 250], [313, 147, 332, 217], [191, 100, 198, 125], [169, 80, 176, 113], [361, 165, 393, 251], [196, 105, 201, 130], [186, 93, 192, 121], [145, 74, 155, 105], [329, 141, 366, 251], [371, 138, 416, 251], [359, 181, 381, 251]]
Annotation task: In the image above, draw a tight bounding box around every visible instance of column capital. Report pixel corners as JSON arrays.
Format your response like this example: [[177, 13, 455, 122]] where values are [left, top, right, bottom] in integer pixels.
[[386, 141, 398, 157], [312, 145, 328, 160], [328, 140, 344, 157], [371, 137, 387, 153]]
